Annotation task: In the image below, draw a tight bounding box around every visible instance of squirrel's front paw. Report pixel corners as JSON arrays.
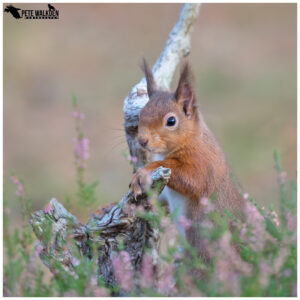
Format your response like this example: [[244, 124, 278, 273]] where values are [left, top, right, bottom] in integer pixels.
[[129, 169, 152, 198]]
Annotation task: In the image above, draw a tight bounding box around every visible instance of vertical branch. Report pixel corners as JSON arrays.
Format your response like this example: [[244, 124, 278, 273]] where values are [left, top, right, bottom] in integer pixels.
[[123, 3, 201, 171]]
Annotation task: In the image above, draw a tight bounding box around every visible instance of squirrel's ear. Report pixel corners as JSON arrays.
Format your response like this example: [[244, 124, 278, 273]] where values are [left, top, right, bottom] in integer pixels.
[[141, 58, 157, 97], [175, 63, 195, 119]]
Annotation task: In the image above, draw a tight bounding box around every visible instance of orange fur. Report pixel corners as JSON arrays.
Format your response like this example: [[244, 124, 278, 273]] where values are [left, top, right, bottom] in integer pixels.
[[130, 60, 244, 255]]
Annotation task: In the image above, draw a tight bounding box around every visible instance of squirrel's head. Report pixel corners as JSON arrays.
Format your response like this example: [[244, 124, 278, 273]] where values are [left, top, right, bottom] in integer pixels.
[[137, 59, 199, 154]]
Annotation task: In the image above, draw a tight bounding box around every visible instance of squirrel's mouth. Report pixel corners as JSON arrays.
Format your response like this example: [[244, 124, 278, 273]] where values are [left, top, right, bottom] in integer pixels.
[[142, 144, 167, 155], [140, 145, 151, 152], [150, 149, 168, 155]]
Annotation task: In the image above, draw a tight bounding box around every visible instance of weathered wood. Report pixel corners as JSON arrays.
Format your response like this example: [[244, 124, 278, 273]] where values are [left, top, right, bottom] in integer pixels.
[[30, 167, 171, 286]]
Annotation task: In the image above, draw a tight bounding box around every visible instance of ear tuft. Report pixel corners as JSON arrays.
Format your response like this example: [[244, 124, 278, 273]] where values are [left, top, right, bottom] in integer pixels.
[[141, 58, 157, 97], [175, 62, 195, 119]]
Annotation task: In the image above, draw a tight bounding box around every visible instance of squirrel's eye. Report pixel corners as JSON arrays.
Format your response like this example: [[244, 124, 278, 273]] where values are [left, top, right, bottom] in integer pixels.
[[166, 116, 176, 127]]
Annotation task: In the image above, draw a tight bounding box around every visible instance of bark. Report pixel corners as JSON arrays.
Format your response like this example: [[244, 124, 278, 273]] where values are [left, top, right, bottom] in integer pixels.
[[30, 167, 170, 288], [30, 3, 200, 291]]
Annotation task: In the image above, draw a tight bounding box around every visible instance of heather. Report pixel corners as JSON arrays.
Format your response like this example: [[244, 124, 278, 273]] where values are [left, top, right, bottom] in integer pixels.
[[3, 100, 297, 297]]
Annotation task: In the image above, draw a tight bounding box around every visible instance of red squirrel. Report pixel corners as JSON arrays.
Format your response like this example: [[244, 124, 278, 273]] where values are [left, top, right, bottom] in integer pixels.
[[129, 60, 244, 256]]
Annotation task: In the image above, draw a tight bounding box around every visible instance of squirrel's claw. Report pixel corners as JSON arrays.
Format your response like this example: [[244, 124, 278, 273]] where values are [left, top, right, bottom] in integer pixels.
[[129, 170, 147, 199]]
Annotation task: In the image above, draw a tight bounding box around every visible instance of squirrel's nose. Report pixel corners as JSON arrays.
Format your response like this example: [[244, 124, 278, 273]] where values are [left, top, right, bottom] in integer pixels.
[[138, 137, 148, 148]]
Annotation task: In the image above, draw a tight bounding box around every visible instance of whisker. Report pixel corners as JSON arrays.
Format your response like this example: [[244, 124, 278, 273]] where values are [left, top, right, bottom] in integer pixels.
[[110, 135, 126, 140], [102, 140, 128, 158], [109, 129, 125, 133], [106, 126, 125, 132]]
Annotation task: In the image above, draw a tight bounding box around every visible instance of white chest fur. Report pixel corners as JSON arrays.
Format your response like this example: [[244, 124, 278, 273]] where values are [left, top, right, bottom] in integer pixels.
[[152, 153, 187, 238]]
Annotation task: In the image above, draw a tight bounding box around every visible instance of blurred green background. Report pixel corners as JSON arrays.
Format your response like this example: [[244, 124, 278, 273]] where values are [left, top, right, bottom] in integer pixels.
[[4, 3, 296, 224]]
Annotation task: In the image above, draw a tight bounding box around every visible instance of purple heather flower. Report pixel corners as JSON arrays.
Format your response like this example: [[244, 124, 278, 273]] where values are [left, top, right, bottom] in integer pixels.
[[274, 247, 288, 273], [44, 202, 53, 214], [140, 253, 153, 288], [292, 283, 297, 296], [283, 269, 292, 277], [84, 276, 109, 297], [35, 243, 44, 256], [72, 111, 85, 120], [122, 203, 137, 217], [278, 171, 287, 184], [239, 223, 247, 240], [259, 261, 272, 287], [136, 205, 145, 213], [73, 137, 89, 167], [72, 111, 79, 118], [201, 197, 215, 213], [201, 197, 209, 206], [178, 215, 192, 230], [173, 251, 183, 260], [270, 210, 280, 227], [10, 175, 25, 197], [157, 264, 176, 295], [213, 232, 252, 296], [127, 155, 138, 163], [111, 251, 133, 291], [244, 202, 265, 251], [93, 287, 108, 297], [243, 193, 249, 200], [286, 211, 296, 232]]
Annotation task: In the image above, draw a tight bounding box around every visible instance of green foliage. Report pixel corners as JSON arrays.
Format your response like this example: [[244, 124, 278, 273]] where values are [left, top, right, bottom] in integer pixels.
[[3, 100, 296, 296], [77, 179, 99, 206]]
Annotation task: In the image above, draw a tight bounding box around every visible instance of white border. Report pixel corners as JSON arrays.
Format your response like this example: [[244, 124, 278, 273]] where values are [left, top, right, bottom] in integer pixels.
[[1, 1, 298, 299]]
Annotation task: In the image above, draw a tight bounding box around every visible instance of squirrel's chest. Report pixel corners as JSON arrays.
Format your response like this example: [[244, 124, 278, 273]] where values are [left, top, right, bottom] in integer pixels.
[[152, 153, 187, 236]]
